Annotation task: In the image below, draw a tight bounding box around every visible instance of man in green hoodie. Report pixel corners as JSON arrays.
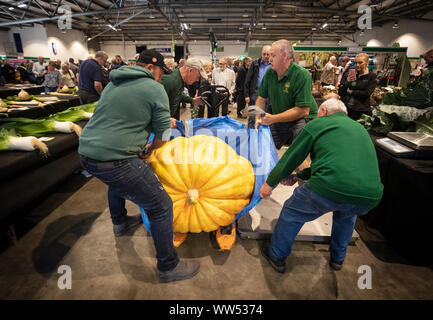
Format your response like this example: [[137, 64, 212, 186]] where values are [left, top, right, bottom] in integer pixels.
[[259, 98, 383, 273], [79, 50, 200, 283]]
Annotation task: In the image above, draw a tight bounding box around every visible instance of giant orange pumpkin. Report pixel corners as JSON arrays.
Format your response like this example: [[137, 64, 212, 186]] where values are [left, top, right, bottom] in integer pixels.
[[148, 135, 255, 233]]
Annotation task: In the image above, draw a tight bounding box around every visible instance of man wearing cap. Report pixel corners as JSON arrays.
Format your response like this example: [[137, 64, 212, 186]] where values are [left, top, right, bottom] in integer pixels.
[[161, 57, 206, 120], [79, 50, 200, 283]]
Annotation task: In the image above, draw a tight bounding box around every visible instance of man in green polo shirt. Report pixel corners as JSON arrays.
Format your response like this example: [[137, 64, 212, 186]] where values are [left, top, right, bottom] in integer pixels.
[[259, 98, 383, 273], [255, 39, 318, 149], [162, 57, 206, 120]]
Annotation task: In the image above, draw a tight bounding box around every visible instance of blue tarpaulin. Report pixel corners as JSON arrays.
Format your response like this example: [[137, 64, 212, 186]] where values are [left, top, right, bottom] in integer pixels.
[[139, 116, 279, 234]]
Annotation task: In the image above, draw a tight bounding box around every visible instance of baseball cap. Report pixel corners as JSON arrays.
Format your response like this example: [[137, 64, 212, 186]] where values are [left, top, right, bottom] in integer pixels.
[[137, 50, 171, 74], [185, 57, 207, 79]]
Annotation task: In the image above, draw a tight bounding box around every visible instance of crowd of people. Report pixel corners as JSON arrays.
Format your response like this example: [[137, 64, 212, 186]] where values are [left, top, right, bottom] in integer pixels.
[[9, 42, 425, 283]]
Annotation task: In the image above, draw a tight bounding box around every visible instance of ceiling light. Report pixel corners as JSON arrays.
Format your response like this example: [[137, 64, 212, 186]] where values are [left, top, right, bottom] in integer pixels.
[[18, 4, 27, 8], [272, 10, 277, 18], [178, 12, 184, 18], [360, 30, 364, 36], [8, 7, 14, 10], [312, 27, 317, 31], [107, 24, 117, 31], [242, 11, 248, 18], [87, 37, 92, 41], [149, 13, 155, 19], [321, 23, 328, 29], [262, 24, 266, 30], [181, 23, 189, 30], [392, 21, 399, 29]]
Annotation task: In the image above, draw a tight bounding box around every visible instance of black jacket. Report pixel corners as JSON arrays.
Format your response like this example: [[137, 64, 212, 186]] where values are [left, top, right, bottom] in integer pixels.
[[339, 71, 377, 112], [244, 58, 267, 98], [235, 65, 249, 91]]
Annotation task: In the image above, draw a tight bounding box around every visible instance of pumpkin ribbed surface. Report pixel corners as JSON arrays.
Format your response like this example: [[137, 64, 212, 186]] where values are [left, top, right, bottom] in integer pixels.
[[149, 135, 255, 233]]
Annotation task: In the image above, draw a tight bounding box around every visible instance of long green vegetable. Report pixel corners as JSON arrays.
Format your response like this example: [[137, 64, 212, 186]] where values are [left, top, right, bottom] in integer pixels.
[[0, 118, 82, 137], [0, 128, 49, 156]]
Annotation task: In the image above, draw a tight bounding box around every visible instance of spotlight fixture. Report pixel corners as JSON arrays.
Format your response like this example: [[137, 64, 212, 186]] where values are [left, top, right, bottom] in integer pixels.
[[149, 13, 155, 19], [271, 9, 277, 18], [8, 7, 14, 10], [262, 24, 266, 30], [392, 21, 399, 29], [360, 30, 365, 36], [242, 11, 248, 18], [178, 12, 184, 18], [18, 4, 27, 8], [107, 24, 117, 31], [321, 22, 328, 29]]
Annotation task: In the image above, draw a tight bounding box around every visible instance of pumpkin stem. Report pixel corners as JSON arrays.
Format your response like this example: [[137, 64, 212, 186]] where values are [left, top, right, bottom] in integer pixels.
[[187, 189, 199, 205]]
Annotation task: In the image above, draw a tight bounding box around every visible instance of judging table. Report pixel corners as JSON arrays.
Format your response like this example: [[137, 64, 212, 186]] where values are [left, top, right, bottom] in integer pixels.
[[0, 95, 80, 119], [364, 133, 433, 263], [0, 84, 44, 99], [0, 92, 84, 231]]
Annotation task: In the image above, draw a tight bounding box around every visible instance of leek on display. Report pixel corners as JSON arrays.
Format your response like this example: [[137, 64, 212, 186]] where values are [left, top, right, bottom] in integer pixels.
[[0, 118, 82, 137], [0, 128, 49, 156]]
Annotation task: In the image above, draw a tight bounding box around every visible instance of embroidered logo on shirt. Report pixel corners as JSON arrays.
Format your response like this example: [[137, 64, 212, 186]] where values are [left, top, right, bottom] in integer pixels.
[[283, 82, 290, 93]]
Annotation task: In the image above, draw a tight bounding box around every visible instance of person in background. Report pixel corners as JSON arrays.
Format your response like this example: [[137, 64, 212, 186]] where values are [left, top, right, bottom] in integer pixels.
[[55, 59, 62, 70], [312, 52, 321, 83], [134, 53, 140, 61], [110, 55, 126, 71], [79, 49, 200, 283], [235, 56, 252, 119], [423, 48, 433, 69], [68, 58, 78, 76], [244, 45, 271, 128], [259, 98, 383, 273], [1, 60, 16, 84], [42, 61, 62, 93], [338, 53, 377, 120], [225, 57, 234, 70], [232, 60, 241, 105], [26, 60, 36, 83], [32, 56, 48, 85], [336, 56, 351, 87], [178, 58, 186, 68], [255, 39, 318, 150], [211, 58, 235, 117], [233, 60, 240, 75], [320, 55, 339, 87], [60, 63, 76, 88], [77, 51, 108, 104], [203, 61, 213, 84], [164, 58, 175, 71], [17, 62, 31, 84], [162, 57, 206, 120]]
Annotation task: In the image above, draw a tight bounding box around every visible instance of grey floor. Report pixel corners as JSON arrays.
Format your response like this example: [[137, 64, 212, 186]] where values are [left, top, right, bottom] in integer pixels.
[[1, 105, 432, 300]]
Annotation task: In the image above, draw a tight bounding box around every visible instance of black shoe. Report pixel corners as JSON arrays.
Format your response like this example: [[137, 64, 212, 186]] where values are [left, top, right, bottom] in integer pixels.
[[329, 258, 344, 271], [260, 242, 286, 273], [159, 260, 200, 283], [113, 215, 143, 237]]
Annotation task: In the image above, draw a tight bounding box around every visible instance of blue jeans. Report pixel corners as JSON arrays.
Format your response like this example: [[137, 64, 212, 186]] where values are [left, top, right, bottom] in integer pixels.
[[79, 155, 179, 272], [269, 184, 371, 263], [44, 86, 58, 93]]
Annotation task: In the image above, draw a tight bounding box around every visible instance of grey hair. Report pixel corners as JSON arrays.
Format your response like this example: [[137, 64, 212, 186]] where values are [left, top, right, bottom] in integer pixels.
[[319, 98, 347, 115], [95, 51, 108, 60], [272, 39, 295, 59]]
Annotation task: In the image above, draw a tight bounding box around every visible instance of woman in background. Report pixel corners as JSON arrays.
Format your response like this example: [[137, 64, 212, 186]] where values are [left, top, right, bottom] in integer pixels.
[[60, 63, 76, 88], [42, 61, 62, 93], [339, 53, 377, 120]]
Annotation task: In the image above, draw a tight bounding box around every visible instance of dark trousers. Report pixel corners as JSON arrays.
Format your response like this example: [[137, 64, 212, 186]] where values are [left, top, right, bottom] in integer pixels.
[[270, 118, 308, 149], [347, 109, 371, 121], [236, 91, 246, 116], [79, 155, 179, 272], [173, 106, 180, 120], [208, 92, 229, 118], [78, 89, 99, 105]]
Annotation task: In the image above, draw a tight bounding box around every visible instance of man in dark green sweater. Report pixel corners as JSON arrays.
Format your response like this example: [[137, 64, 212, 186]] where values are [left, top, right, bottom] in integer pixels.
[[162, 57, 206, 120], [79, 50, 200, 283], [259, 98, 383, 273]]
